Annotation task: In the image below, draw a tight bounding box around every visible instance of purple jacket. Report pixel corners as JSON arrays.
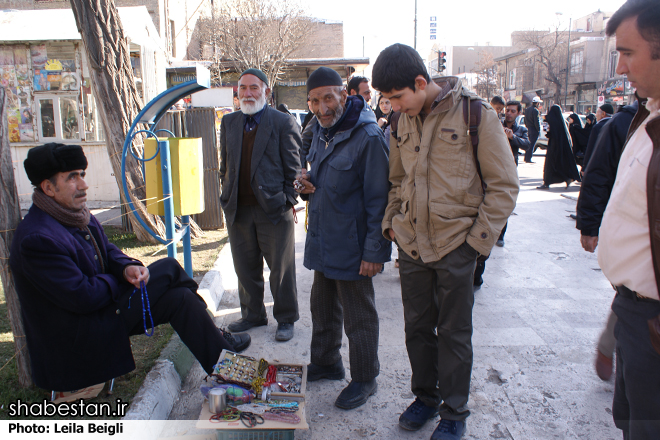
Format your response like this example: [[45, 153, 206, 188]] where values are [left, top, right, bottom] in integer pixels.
[[10, 204, 141, 391]]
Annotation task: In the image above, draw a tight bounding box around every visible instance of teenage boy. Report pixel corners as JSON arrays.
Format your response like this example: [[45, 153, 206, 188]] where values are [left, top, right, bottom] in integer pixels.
[[372, 44, 519, 440]]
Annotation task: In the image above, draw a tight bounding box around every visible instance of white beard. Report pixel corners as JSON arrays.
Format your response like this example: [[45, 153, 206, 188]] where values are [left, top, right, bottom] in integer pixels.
[[240, 93, 267, 115]]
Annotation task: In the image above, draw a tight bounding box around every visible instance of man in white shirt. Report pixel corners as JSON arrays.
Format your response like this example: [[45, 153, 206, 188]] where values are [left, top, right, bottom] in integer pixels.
[[598, 1, 660, 438]]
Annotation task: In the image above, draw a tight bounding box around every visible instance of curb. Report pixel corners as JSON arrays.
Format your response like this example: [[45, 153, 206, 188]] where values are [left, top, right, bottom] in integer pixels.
[[122, 245, 231, 424]]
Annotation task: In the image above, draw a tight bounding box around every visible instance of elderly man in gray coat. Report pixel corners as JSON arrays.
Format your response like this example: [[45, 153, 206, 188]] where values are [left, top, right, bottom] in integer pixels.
[[219, 68, 301, 341]]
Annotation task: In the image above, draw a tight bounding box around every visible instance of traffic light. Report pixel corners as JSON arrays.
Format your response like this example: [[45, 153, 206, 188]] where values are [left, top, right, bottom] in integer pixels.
[[438, 51, 446, 73]]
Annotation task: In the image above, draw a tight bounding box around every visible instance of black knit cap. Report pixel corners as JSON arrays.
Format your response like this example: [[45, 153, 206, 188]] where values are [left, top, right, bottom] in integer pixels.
[[240, 68, 269, 87], [599, 103, 614, 115], [307, 67, 343, 94], [24, 143, 88, 186]]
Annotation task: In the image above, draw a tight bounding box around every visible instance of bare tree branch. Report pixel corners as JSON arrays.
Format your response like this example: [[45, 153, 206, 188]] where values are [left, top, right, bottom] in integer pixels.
[[196, 0, 312, 89], [516, 26, 570, 104]]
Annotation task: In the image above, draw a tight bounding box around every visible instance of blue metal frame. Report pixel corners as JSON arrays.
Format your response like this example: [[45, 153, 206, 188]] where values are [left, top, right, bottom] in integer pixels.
[[120, 65, 210, 277]]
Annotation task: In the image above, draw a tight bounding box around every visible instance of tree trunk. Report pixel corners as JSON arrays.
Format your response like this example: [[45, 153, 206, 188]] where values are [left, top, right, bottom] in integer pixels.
[[0, 87, 32, 388], [69, 0, 202, 242]]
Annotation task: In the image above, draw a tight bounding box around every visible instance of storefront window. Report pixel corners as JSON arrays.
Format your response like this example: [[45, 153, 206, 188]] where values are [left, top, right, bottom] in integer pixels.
[[37, 95, 80, 141], [39, 98, 55, 138], [60, 97, 79, 139]]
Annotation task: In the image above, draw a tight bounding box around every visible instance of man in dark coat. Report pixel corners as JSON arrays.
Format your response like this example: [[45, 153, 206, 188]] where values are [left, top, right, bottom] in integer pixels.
[[523, 97, 542, 163], [9, 143, 249, 393], [575, 100, 638, 381], [297, 67, 391, 410], [582, 103, 614, 171], [220, 68, 301, 341]]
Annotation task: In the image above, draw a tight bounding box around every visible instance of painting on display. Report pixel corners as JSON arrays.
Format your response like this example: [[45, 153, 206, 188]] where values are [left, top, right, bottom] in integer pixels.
[[33, 68, 50, 91], [19, 123, 34, 142]]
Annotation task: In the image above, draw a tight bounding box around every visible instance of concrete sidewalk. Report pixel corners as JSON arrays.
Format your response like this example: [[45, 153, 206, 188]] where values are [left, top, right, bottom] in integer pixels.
[[149, 154, 619, 439]]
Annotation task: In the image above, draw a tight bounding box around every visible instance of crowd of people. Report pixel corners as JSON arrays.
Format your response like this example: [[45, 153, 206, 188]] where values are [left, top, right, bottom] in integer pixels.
[[7, 0, 660, 439]]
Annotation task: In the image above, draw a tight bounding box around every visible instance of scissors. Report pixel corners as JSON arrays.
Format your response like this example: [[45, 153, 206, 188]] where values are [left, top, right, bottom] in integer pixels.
[[240, 411, 265, 428]]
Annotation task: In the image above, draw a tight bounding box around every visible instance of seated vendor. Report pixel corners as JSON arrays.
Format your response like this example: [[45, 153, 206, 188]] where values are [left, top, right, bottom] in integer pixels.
[[9, 143, 250, 393]]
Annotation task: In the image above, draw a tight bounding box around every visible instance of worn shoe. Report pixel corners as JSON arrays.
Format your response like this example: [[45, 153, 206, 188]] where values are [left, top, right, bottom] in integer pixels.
[[220, 329, 251, 353], [536, 184, 549, 190], [431, 419, 466, 440], [307, 360, 345, 382], [334, 379, 377, 410], [227, 317, 268, 333], [275, 323, 294, 341], [399, 398, 439, 431], [595, 349, 613, 381], [495, 239, 504, 247]]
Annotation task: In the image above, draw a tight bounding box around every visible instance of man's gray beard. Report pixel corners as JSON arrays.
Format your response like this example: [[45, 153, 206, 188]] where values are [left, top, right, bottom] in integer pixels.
[[317, 104, 345, 128], [240, 93, 267, 115]]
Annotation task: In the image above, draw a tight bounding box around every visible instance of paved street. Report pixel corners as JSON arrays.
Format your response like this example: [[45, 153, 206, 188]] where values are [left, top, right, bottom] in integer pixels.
[[162, 151, 619, 439]]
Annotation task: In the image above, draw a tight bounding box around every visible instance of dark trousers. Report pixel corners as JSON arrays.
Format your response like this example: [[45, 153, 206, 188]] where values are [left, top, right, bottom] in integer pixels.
[[227, 204, 299, 324], [474, 224, 507, 285], [524, 131, 539, 162], [310, 271, 379, 382], [398, 242, 477, 420], [612, 288, 660, 439], [120, 258, 232, 374]]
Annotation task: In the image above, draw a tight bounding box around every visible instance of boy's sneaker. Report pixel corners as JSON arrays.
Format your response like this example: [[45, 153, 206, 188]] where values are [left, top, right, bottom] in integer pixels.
[[431, 419, 466, 440], [399, 398, 439, 431]]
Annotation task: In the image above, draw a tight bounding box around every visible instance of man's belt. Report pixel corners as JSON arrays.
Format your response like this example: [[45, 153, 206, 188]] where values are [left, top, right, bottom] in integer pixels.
[[616, 285, 660, 303]]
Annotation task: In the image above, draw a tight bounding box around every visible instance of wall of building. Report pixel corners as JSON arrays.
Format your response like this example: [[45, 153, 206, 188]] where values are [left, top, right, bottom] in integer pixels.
[[289, 21, 344, 59], [451, 46, 511, 76]]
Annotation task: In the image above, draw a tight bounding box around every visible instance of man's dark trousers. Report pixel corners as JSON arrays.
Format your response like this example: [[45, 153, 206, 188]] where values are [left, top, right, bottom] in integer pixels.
[[120, 258, 233, 374], [611, 288, 660, 439], [309, 271, 379, 382], [399, 241, 477, 420], [525, 130, 539, 162], [227, 204, 299, 324]]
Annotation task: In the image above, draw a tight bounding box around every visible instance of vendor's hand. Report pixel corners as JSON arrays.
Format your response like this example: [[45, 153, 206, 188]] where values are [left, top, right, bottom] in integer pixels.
[[378, 117, 388, 128], [387, 229, 395, 241], [359, 260, 382, 277], [124, 265, 150, 288], [580, 236, 598, 253], [297, 171, 316, 194], [504, 128, 514, 139]]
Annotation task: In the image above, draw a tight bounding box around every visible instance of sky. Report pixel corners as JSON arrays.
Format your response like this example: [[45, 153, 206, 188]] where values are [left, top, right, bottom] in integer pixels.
[[300, 0, 628, 77]]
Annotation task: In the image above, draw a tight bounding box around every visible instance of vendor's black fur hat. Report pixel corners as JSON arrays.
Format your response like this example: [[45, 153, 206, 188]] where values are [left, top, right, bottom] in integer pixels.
[[307, 67, 343, 94], [240, 68, 269, 87], [24, 143, 88, 186]]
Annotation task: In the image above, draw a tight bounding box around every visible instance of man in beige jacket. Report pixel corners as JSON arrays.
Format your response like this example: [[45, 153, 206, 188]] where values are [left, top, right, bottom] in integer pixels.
[[373, 44, 519, 440]]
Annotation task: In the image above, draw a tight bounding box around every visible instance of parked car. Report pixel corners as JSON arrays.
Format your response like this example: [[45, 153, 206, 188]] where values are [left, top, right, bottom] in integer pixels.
[[289, 109, 308, 128]]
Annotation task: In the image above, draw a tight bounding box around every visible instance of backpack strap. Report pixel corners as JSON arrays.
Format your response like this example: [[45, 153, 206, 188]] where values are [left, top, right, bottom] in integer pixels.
[[463, 97, 486, 192], [390, 111, 402, 141]]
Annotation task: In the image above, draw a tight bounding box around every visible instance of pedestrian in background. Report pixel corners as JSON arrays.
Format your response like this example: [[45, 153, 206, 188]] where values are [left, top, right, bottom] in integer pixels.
[[537, 105, 581, 189], [523, 97, 542, 163], [582, 103, 614, 171]]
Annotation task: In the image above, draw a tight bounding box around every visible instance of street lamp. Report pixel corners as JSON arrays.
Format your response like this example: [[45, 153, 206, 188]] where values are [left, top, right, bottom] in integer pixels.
[[556, 12, 572, 110]]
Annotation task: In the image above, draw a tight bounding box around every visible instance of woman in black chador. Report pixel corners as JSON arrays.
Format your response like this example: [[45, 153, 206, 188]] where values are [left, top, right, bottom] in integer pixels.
[[537, 105, 581, 189]]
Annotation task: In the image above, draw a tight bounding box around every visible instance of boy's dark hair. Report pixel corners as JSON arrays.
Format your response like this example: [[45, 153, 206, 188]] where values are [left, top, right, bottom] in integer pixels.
[[505, 100, 522, 112], [372, 44, 430, 93], [606, 0, 660, 59], [490, 96, 505, 106], [347, 76, 369, 95]]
